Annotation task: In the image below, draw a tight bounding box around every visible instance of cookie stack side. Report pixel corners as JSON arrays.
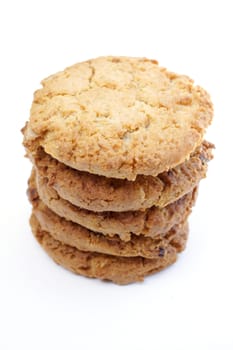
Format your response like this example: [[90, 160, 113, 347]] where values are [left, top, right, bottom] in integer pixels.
[[23, 56, 214, 284]]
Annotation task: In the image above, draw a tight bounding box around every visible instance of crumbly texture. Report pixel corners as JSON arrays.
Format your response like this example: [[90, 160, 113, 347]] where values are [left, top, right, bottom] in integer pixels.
[[23, 56, 213, 180], [31, 141, 213, 211], [29, 183, 188, 259], [30, 214, 185, 284], [29, 170, 196, 241], [32, 198, 188, 259]]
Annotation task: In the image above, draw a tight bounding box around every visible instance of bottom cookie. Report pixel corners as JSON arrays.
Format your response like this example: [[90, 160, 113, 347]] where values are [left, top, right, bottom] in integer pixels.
[[30, 215, 188, 285]]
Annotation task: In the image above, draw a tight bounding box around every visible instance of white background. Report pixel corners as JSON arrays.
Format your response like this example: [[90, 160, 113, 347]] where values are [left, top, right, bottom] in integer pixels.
[[0, 1, 232, 349]]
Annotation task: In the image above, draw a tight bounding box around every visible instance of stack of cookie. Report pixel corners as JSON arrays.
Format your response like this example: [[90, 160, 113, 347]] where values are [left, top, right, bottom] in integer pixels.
[[23, 57, 214, 284]]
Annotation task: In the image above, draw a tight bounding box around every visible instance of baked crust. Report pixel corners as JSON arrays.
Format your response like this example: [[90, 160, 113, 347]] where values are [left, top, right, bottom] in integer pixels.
[[23, 56, 213, 180], [30, 214, 187, 285], [31, 196, 188, 259], [31, 140, 212, 212], [28, 169, 196, 241]]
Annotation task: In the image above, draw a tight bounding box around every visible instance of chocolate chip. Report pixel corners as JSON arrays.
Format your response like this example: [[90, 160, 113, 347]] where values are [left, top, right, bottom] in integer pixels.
[[159, 247, 165, 257], [27, 187, 38, 202], [199, 154, 209, 165]]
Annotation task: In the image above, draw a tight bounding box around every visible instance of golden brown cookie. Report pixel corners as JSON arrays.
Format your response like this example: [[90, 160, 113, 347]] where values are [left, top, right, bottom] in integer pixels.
[[31, 141, 213, 211], [29, 170, 196, 241], [30, 191, 188, 259], [30, 214, 186, 284], [23, 56, 213, 180]]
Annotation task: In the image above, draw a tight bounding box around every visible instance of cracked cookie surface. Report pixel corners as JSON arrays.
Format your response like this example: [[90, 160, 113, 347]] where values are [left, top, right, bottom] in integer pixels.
[[23, 56, 213, 180]]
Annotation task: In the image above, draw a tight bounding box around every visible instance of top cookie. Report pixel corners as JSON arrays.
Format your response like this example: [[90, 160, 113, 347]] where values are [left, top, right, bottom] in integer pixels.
[[23, 56, 213, 180]]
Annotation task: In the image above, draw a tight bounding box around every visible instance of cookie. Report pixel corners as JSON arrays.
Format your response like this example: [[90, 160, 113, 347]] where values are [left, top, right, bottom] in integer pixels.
[[30, 214, 185, 284], [23, 56, 213, 180], [31, 141, 213, 211], [30, 190, 188, 259], [29, 170, 196, 241]]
